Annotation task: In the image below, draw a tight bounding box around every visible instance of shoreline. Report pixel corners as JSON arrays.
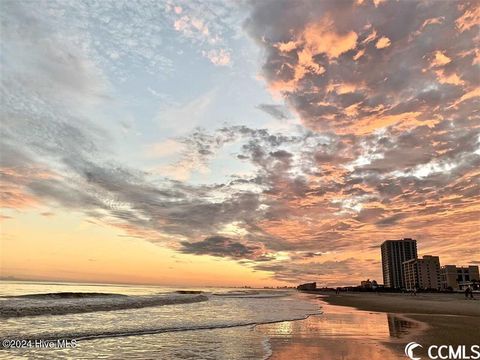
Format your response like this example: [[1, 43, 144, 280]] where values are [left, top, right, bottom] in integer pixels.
[[263, 292, 480, 359], [315, 291, 480, 317], [319, 292, 480, 348]]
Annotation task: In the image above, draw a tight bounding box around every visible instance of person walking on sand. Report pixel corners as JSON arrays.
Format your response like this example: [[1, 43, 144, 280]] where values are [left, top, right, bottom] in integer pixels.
[[465, 286, 471, 299], [468, 285, 474, 300]]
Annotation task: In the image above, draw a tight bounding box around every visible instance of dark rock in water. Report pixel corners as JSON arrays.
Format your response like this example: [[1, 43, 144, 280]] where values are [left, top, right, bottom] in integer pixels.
[[176, 290, 203, 294]]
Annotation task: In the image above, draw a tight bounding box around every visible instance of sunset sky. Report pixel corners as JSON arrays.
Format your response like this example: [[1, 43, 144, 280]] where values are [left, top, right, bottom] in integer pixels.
[[1, 0, 479, 287]]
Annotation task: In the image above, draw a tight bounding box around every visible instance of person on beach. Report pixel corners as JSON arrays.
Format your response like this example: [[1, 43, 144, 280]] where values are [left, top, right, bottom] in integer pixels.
[[465, 286, 471, 299], [466, 285, 474, 299]]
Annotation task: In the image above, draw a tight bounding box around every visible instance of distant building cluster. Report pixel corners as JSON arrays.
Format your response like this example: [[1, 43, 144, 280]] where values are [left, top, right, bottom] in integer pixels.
[[381, 238, 479, 291], [297, 282, 316, 291], [360, 279, 378, 289]]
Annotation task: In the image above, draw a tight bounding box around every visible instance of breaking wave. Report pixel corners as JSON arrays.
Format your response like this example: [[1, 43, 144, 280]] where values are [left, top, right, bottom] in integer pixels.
[[212, 290, 289, 298], [1, 311, 320, 342], [0, 292, 208, 318]]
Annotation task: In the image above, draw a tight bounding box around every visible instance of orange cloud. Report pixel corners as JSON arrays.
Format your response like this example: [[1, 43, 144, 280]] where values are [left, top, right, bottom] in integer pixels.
[[343, 112, 423, 135], [275, 41, 298, 52], [375, 36, 391, 49], [0, 184, 38, 209], [455, 4, 480, 32], [431, 51, 451, 67], [448, 87, 480, 108], [327, 82, 362, 95], [353, 49, 365, 61], [270, 17, 357, 92], [373, 0, 386, 7], [435, 69, 465, 85], [421, 17, 445, 28], [458, 48, 480, 65], [0, 167, 57, 209], [362, 29, 377, 44], [303, 19, 358, 59]]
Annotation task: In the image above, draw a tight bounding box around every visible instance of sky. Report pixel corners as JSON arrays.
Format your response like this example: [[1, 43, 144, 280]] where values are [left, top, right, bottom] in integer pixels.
[[1, 0, 479, 287]]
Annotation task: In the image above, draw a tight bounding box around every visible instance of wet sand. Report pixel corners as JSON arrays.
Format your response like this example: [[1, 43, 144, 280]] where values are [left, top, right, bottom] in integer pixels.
[[324, 292, 480, 354], [320, 291, 480, 316], [261, 292, 480, 359]]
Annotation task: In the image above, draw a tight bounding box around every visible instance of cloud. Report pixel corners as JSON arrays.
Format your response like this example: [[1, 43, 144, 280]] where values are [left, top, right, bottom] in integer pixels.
[[169, 0, 239, 66], [180, 236, 268, 260], [375, 36, 391, 49], [202, 49, 231, 66], [145, 139, 186, 158], [240, 0, 479, 282], [245, 0, 479, 134], [254, 258, 372, 285], [1, 0, 479, 287], [1, 2, 109, 110], [155, 90, 216, 135], [455, 2, 480, 32], [256, 104, 291, 120]]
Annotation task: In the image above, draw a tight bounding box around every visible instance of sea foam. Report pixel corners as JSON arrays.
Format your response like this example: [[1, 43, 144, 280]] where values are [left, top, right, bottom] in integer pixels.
[[0, 292, 208, 318]]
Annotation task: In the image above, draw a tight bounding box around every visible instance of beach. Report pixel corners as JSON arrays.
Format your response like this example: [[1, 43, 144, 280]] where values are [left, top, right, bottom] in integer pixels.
[[322, 292, 480, 353], [258, 300, 419, 359], [1, 281, 479, 359], [321, 291, 480, 317], [260, 292, 480, 359]]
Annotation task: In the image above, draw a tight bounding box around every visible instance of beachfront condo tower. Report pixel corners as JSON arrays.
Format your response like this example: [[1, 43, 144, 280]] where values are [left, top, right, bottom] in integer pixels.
[[402, 255, 441, 290], [381, 238, 418, 289]]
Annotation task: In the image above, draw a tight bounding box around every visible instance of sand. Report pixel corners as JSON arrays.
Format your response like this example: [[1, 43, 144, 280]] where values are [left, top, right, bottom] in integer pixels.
[[263, 292, 480, 359], [322, 292, 480, 356], [319, 291, 480, 316]]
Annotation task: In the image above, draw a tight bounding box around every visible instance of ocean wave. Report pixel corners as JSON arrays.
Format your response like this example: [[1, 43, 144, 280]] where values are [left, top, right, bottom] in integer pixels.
[[0, 311, 321, 344], [76, 312, 321, 340], [6, 292, 128, 299], [0, 293, 208, 318], [212, 290, 290, 298]]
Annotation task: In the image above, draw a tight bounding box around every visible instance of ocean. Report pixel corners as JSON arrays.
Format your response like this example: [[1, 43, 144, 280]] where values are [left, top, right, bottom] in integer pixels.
[[0, 281, 321, 359]]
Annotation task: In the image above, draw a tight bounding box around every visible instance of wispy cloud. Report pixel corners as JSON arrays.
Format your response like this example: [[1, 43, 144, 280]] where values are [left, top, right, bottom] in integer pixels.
[[1, 0, 478, 285]]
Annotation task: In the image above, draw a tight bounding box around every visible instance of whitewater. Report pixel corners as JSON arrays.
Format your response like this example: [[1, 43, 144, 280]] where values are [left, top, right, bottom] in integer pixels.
[[0, 281, 322, 359]]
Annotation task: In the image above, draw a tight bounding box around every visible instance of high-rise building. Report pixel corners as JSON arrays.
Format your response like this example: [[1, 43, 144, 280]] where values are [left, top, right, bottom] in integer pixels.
[[403, 255, 441, 290], [441, 265, 480, 290], [381, 238, 417, 289]]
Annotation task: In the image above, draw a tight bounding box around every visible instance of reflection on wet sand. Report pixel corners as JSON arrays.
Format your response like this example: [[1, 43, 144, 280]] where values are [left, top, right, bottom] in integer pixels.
[[257, 300, 421, 360], [387, 313, 420, 338]]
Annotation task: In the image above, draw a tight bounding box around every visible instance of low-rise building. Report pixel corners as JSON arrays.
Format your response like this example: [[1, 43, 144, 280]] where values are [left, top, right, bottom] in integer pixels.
[[360, 279, 378, 289], [297, 282, 316, 291], [441, 265, 480, 290], [403, 255, 441, 290]]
